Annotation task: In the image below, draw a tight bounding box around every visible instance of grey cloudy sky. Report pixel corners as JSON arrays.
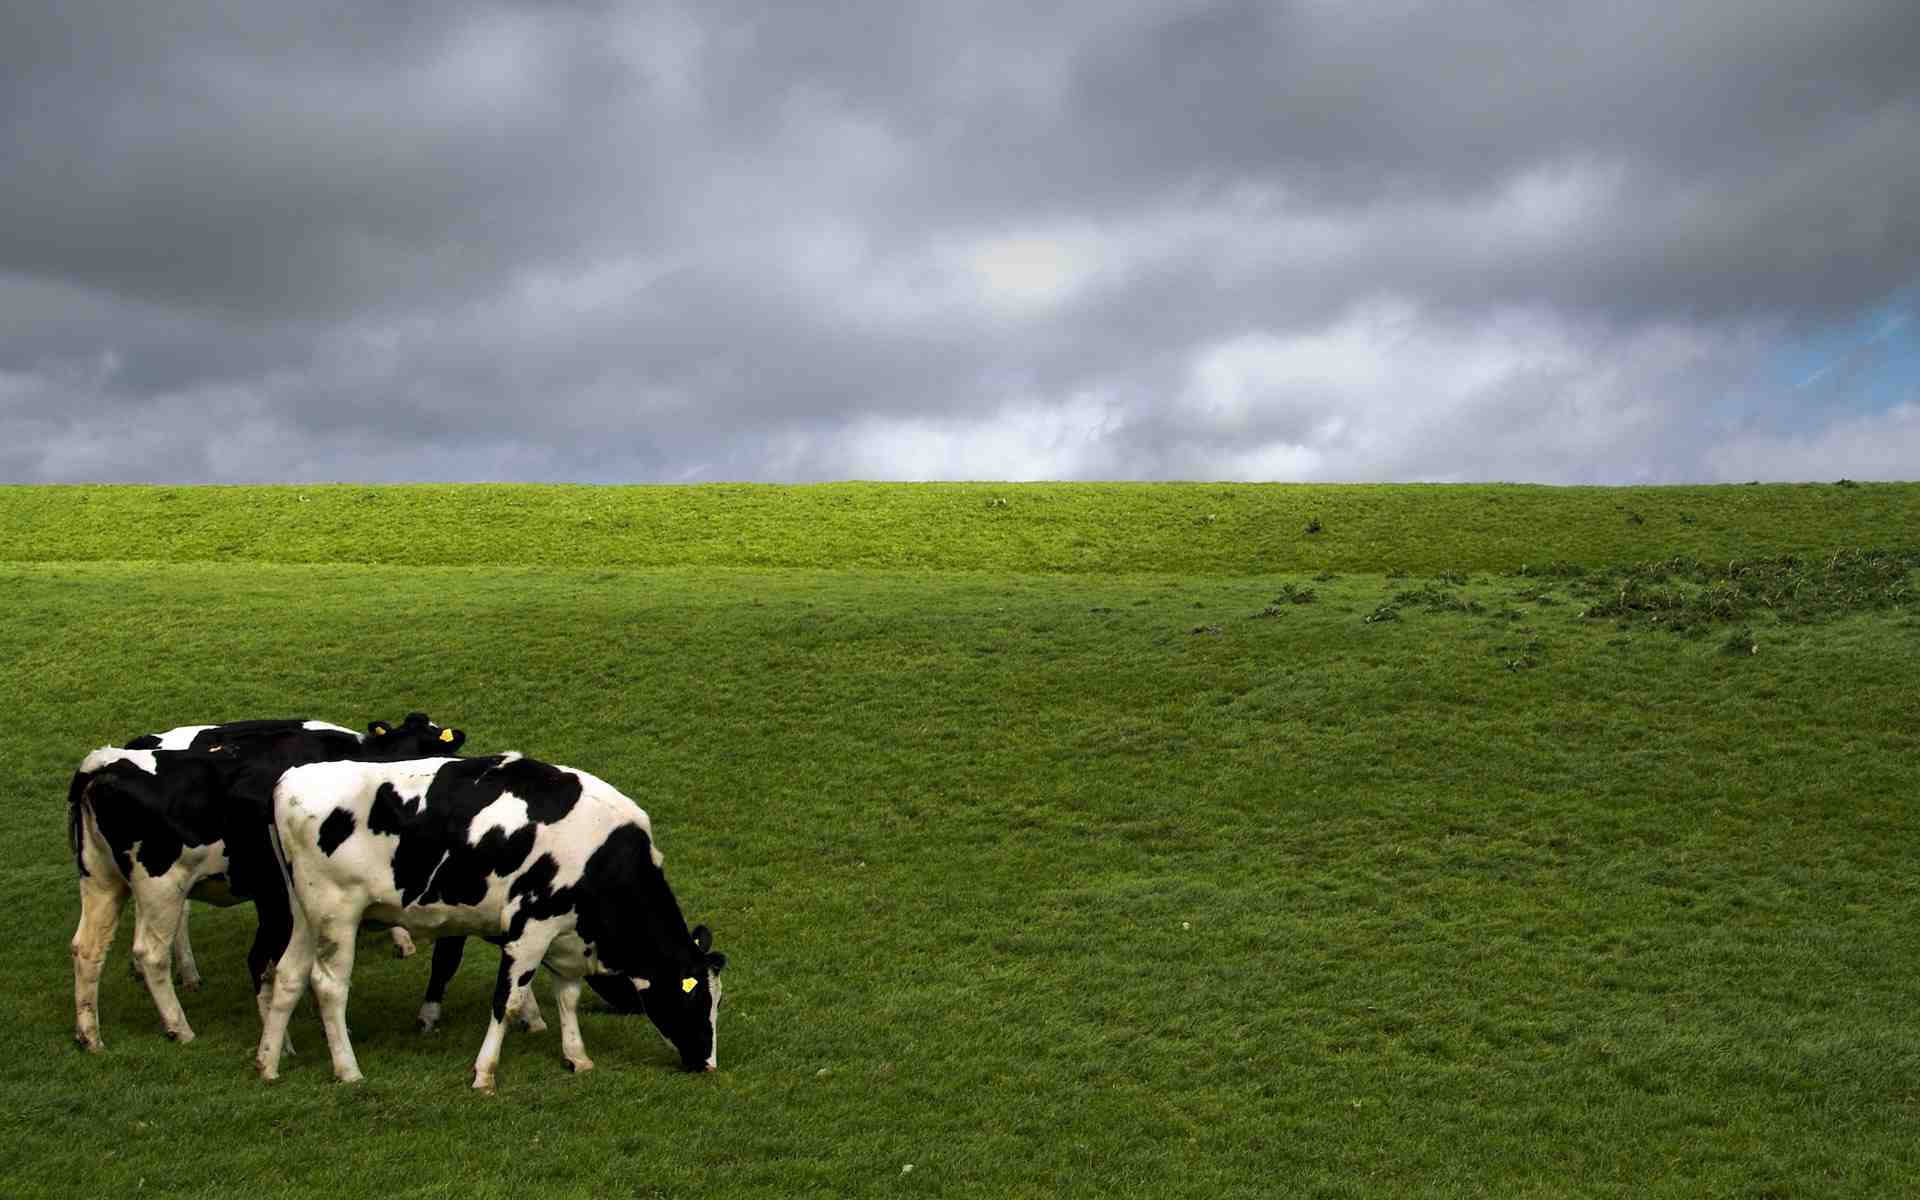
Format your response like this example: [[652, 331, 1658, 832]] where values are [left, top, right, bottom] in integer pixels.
[[4, 1, 1918, 483]]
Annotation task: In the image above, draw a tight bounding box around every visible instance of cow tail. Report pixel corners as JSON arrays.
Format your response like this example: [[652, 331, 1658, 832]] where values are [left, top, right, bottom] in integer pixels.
[[265, 813, 297, 903], [66, 770, 92, 878]]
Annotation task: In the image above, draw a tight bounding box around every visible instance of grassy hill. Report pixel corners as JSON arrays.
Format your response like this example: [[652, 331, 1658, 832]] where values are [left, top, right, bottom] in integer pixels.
[[2, 483, 1916, 1199], [4, 480, 1917, 572]]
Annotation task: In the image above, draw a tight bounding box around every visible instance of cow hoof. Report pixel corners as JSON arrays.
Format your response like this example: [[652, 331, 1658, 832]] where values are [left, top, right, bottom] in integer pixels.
[[472, 1072, 495, 1092], [564, 1057, 595, 1074], [75, 1034, 104, 1053], [417, 1018, 438, 1034], [335, 1070, 364, 1085], [179, 977, 202, 993], [164, 1027, 196, 1045]]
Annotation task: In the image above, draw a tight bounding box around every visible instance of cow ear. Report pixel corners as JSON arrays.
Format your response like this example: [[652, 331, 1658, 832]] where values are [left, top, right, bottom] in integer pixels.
[[367, 721, 390, 738], [690, 924, 713, 954], [438, 727, 465, 750], [706, 951, 727, 975], [404, 712, 430, 727]]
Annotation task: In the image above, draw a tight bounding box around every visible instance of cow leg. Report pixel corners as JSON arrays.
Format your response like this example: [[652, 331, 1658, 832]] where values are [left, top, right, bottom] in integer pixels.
[[172, 901, 201, 992], [257, 897, 317, 1081], [308, 916, 364, 1083], [553, 976, 592, 1074], [511, 980, 548, 1034], [128, 879, 194, 1044], [471, 933, 556, 1091], [71, 873, 128, 1052], [389, 927, 416, 958], [417, 936, 467, 1032], [414, 936, 545, 1034], [248, 888, 298, 1057]]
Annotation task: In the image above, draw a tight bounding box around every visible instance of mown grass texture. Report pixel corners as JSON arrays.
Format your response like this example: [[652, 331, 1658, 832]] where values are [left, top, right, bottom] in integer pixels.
[[0, 483, 1916, 1199]]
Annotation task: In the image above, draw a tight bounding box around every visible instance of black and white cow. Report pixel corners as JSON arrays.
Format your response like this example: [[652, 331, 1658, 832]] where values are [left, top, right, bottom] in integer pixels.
[[258, 752, 726, 1088], [116, 724, 427, 986], [67, 714, 466, 1051]]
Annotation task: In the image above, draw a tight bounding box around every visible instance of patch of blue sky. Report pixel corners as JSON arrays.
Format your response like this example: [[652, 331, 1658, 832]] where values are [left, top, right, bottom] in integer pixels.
[[1776, 288, 1919, 429]]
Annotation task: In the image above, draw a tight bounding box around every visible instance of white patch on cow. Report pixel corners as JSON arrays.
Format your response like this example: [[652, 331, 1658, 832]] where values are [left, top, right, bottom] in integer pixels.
[[559, 766, 665, 867], [80, 747, 157, 775], [468, 794, 530, 846], [153, 725, 216, 749], [302, 720, 359, 738]]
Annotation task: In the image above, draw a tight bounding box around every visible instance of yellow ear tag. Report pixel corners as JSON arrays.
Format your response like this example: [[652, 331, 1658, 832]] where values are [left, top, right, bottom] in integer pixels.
[[439, 728, 455, 743], [371, 725, 388, 737], [681, 977, 698, 994]]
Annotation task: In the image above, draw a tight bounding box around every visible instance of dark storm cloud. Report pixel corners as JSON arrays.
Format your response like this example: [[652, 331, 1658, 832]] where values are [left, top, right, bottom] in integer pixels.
[[3, 0, 1917, 483]]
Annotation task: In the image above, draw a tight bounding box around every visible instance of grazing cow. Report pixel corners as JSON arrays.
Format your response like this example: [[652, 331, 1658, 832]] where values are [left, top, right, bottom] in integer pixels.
[[67, 714, 465, 1051], [258, 752, 726, 1088]]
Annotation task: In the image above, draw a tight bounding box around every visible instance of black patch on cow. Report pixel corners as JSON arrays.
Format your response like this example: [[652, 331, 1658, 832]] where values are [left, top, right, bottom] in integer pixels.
[[383, 757, 579, 908], [422, 936, 467, 1005], [368, 782, 411, 837], [491, 955, 514, 1021], [516, 970, 535, 988], [317, 808, 356, 856], [570, 824, 685, 975], [123, 734, 163, 751]]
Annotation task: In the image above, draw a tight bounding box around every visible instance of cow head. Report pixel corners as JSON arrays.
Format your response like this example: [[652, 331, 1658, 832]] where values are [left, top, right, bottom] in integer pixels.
[[641, 924, 728, 1072], [366, 712, 466, 756]]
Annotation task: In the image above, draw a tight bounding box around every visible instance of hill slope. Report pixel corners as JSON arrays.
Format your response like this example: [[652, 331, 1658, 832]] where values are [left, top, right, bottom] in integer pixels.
[[4, 481, 1916, 572]]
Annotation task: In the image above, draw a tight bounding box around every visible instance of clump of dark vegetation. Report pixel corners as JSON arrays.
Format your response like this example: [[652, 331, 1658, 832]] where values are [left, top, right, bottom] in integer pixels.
[[1495, 636, 1546, 671], [1313, 571, 1338, 583], [1515, 561, 1586, 579], [1304, 515, 1323, 534], [1835, 478, 1860, 488], [1253, 582, 1319, 619], [1563, 549, 1918, 632], [1362, 603, 1401, 624], [1391, 582, 1485, 616]]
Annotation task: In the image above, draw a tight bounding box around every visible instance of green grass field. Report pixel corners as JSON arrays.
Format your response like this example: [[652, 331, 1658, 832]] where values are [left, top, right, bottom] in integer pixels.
[[2, 483, 1916, 1198]]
